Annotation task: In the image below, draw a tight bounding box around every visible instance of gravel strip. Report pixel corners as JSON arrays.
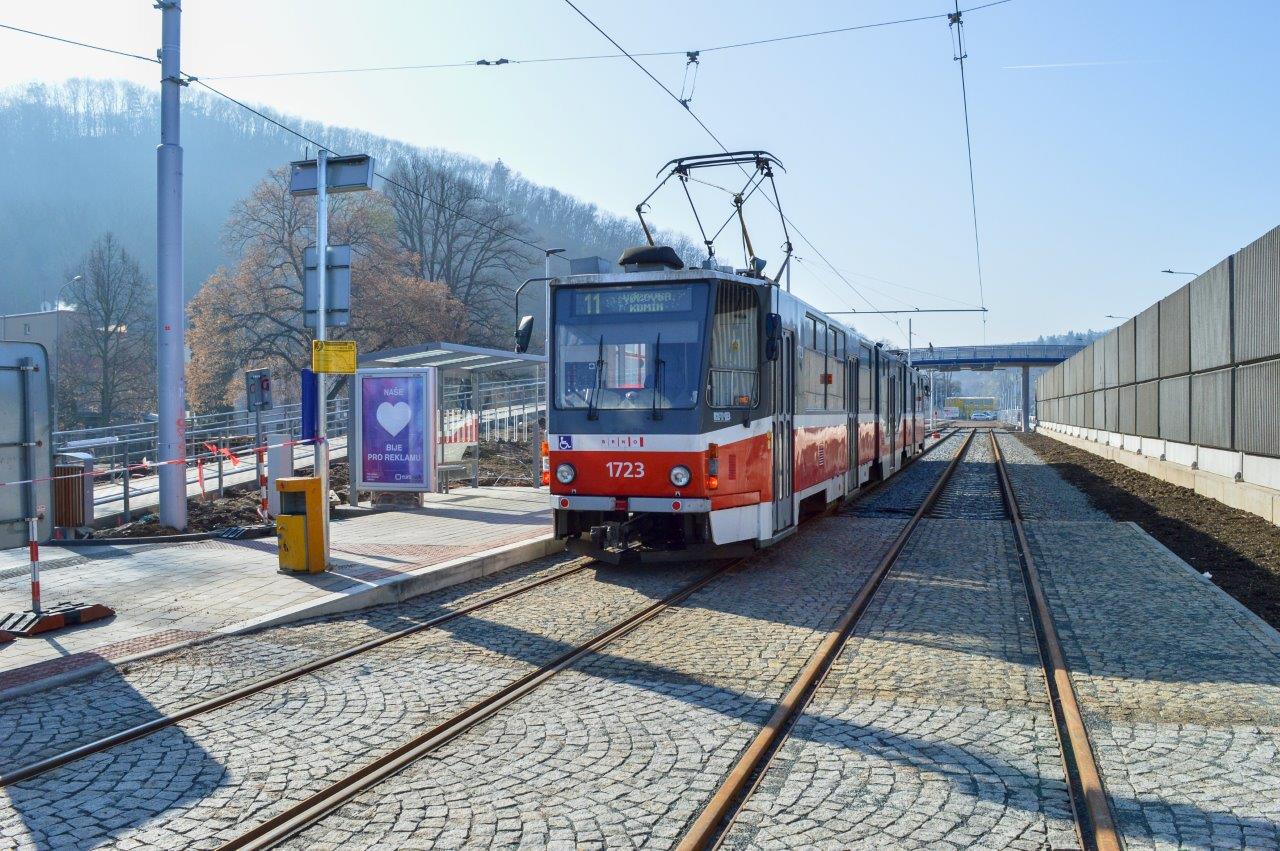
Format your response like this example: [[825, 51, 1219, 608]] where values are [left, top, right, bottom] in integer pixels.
[[1013, 431, 1280, 629]]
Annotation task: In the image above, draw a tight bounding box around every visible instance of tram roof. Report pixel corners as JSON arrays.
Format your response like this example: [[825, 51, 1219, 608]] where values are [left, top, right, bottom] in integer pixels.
[[358, 341, 544, 372]]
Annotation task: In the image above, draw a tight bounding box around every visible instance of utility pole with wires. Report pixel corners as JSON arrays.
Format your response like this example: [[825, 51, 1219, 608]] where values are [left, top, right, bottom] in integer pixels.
[[948, 0, 989, 345], [156, 0, 187, 530]]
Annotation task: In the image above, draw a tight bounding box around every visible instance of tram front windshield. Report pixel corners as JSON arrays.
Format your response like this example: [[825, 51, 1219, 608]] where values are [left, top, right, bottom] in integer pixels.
[[554, 283, 708, 412]]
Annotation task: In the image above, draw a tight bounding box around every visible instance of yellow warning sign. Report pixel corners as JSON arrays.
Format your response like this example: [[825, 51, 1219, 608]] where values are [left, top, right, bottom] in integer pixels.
[[311, 340, 356, 374]]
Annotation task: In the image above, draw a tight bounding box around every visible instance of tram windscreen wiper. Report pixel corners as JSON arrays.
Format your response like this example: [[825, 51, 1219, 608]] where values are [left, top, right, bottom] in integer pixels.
[[650, 332, 664, 420], [587, 334, 604, 421]]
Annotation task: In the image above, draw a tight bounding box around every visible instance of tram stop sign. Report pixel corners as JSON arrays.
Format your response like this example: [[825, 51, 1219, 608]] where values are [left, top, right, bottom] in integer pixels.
[[245, 368, 273, 412]]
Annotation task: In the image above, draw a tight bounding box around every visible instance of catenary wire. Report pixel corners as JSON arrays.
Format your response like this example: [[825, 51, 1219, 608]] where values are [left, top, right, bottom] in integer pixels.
[[200, 1, 1015, 81], [190, 78, 557, 255], [0, 20, 561, 257], [560, 0, 915, 345], [950, 1, 989, 342], [0, 21, 157, 64]]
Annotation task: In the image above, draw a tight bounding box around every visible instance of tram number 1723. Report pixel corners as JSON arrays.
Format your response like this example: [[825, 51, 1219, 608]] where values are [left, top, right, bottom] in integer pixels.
[[606, 461, 646, 478]]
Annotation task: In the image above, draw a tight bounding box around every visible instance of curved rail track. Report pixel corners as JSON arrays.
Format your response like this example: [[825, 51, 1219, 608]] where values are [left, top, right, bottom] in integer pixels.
[[2, 432, 961, 848], [678, 428, 1121, 851], [215, 431, 961, 850], [0, 558, 600, 787]]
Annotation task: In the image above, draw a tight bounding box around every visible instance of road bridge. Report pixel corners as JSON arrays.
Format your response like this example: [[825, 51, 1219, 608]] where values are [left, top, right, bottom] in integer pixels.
[[892, 343, 1087, 432]]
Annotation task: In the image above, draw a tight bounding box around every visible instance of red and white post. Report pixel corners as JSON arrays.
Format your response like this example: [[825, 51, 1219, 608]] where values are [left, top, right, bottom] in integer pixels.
[[27, 516, 41, 615]]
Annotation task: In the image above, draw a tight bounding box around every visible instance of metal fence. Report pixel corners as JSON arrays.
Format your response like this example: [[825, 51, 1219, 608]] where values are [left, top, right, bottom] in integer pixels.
[[1036, 224, 1280, 459], [56, 372, 548, 517]]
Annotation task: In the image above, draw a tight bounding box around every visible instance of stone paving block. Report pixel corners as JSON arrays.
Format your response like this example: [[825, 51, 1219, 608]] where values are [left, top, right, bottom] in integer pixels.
[[1023, 517, 1280, 850], [0, 559, 700, 848], [722, 518, 1076, 850], [272, 516, 909, 850]]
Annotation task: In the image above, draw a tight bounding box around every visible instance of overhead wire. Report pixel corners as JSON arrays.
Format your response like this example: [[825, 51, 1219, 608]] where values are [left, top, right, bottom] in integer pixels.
[[188, 79, 554, 255], [560, 0, 915, 346], [949, 1, 989, 342], [0, 21, 157, 64], [200, 1, 1014, 81], [0, 20, 562, 256], [0, 7, 1010, 333]]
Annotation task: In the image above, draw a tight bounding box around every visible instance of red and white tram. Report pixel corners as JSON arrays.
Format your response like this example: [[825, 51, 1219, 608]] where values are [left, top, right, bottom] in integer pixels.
[[542, 244, 926, 563]]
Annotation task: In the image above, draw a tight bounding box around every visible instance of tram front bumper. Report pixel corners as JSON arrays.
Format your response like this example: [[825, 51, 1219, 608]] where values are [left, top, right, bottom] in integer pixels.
[[550, 495, 712, 513]]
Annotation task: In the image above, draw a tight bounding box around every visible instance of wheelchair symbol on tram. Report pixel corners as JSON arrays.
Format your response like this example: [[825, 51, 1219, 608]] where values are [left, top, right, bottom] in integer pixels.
[[558, 436, 573, 450]]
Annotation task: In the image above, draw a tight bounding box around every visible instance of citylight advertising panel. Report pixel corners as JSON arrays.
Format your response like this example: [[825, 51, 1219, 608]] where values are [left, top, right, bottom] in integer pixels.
[[355, 368, 437, 492]]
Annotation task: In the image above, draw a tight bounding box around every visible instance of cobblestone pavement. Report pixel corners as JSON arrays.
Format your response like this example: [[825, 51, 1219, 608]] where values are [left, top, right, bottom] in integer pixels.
[[0, 488, 552, 684], [997, 432, 1280, 849], [995, 433, 1107, 522], [722, 435, 1076, 850], [851, 431, 967, 518], [277, 512, 913, 851], [0, 553, 581, 770], [929, 434, 1006, 520], [0, 556, 706, 849]]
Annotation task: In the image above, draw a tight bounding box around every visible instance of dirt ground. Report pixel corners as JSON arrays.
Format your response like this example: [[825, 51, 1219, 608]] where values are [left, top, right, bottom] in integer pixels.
[[1017, 431, 1280, 630], [93, 441, 536, 539]]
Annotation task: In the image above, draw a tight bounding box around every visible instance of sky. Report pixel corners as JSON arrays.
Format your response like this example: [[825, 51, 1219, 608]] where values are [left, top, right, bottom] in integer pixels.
[[0, 0, 1277, 348]]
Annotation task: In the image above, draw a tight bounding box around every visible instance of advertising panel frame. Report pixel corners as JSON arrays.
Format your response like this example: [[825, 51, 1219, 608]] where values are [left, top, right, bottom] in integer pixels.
[[353, 367, 439, 493]]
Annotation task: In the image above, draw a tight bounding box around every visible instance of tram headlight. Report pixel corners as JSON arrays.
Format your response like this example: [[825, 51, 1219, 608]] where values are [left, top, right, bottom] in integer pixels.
[[669, 465, 692, 487], [555, 463, 576, 484]]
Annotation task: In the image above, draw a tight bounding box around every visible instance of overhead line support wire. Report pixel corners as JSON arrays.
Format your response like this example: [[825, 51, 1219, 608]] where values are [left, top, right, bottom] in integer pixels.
[[559, 0, 910, 344], [189, 78, 555, 256], [0, 21, 157, 64], [949, 1, 989, 342], [197, 1, 1015, 81]]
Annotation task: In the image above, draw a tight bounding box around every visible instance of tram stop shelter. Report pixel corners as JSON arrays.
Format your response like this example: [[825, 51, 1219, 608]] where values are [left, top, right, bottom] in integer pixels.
[[351, 342, 547, 495]]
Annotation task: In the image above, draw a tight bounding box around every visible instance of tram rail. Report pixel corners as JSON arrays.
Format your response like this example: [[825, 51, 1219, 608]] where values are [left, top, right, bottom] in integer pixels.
[[1, 429, 963, 848], [679, 428, 1121, 851]]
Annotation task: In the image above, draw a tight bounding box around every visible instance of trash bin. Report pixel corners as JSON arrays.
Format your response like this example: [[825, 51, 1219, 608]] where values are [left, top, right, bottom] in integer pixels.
[[275, 476, 325, 573], [53, 452, 94, 533]]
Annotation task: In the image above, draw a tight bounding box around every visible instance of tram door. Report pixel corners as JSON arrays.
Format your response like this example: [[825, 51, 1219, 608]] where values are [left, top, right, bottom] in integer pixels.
[[773, 332, 795, 533], [887, 369, 899, 472], [846, 356, 859, 489]]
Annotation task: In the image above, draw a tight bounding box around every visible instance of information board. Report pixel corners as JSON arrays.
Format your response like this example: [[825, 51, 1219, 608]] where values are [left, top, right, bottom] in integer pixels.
[[312, 340, 357, 374], [354, 368, 438, 493]]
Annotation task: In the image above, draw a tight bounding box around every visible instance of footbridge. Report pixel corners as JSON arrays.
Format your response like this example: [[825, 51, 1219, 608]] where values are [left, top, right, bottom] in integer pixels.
[[891, 343, 1087, 432]]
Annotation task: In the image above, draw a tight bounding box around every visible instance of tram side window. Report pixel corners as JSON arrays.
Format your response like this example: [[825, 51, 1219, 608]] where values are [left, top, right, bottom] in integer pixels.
[[801, 314, 827, 411], [708, 283, 760, 408], [858, 346, 873, 413], [827, 328, 845, 409]]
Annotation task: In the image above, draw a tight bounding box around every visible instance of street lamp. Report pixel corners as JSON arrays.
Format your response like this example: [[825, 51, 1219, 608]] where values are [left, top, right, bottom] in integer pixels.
[[1104, 314, 1130, 320], [47, 274, 82, 310], [1161, 269, 1197, 276]]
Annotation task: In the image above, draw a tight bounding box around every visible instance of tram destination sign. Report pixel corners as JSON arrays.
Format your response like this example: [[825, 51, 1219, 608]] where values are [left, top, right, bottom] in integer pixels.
[[573, 285, 693, 316]]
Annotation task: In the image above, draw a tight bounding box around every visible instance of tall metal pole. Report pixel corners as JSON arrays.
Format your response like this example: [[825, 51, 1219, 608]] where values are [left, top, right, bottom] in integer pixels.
[[156, 1, 186, 530], [314, 150, 331, 564], [1021, 364, 1031, 433]]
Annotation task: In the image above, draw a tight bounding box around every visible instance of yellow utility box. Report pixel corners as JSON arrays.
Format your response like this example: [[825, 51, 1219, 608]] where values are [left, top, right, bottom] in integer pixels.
[[276, 476, 326, 573]]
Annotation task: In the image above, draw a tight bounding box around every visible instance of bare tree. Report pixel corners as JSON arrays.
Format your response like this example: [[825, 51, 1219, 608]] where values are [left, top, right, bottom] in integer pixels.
[[186, 168, 467, 412], [386, 153, 535, 339], [57, 233, 154, 426]]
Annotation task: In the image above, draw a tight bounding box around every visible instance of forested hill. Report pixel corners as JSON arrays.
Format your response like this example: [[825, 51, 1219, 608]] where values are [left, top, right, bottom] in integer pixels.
[[0, 79, 689, 316]]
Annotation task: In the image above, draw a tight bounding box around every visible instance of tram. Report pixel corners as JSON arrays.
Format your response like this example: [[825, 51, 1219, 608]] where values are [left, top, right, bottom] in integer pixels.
[[531, 153, 926, 563]]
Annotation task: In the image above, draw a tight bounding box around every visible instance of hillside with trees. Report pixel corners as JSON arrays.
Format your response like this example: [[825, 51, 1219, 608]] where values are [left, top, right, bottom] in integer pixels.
[[0, 79, 697, 421]]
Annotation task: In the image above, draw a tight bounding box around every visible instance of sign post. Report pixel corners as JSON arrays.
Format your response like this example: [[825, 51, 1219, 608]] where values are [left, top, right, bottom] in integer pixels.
[[245, 368, 273, 518], [289, 149, 374, 568]]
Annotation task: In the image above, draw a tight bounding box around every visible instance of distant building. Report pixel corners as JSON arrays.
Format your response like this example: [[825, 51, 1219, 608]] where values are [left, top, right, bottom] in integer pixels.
[[0, 305, 77, 399]]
